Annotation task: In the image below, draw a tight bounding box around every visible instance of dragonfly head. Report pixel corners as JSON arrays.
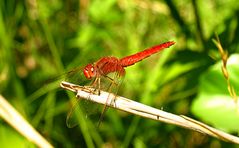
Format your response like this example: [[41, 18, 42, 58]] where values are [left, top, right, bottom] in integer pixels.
[[83, 64, 96, 79]]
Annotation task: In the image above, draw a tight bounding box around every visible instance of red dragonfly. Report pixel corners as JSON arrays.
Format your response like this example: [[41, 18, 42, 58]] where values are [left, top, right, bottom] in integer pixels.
[[66, 41, 175, 127]]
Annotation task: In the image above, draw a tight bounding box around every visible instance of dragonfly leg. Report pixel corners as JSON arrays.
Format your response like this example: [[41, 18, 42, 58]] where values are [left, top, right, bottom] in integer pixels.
[[104, 75, 118, 86], [97, 79, 115, 127], [97, 77, 101, 95], [81, 78, 100, 95], [80, 86, 97, 95], [90, 76, 100, 95]]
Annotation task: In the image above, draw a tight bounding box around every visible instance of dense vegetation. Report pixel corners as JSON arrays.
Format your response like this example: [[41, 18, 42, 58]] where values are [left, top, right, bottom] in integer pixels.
[[1, 0, 239, 147]]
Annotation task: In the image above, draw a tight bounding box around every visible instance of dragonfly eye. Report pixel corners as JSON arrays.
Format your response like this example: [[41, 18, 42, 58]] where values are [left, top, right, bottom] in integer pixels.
[[91, 67, 94, 72], [83, 69, 90, 79], [83, 64, 96, 79]]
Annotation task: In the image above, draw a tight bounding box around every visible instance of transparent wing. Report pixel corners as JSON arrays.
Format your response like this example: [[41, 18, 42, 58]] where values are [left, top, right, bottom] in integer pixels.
[[96, 72, 125, 127], [64, 66, 89, 85], [66, 96, 100, 128], [44, 66, 85, 84], [66, 72, 124, 128], [65, 71, 100, 128]]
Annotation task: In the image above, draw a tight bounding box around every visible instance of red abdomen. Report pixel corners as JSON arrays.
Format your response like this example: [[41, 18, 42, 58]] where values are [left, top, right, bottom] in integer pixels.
[[119, 41, 175, 67]]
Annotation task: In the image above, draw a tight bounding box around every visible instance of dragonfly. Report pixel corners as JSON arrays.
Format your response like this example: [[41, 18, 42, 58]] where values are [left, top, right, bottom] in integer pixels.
[[66, 41, 175, 127]]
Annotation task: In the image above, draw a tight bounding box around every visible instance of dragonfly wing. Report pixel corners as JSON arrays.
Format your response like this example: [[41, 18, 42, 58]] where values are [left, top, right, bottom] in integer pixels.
[[44, 66, 84, 85], [65, 66, 90, 85], [97, 72, 125, 127], [66, 98, 82, 128], [66, 96, 100, 128], [66, 69, 124, 128]]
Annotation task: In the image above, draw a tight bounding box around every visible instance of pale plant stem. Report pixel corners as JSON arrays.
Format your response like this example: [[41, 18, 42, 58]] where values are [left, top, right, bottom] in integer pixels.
[[61, 81, 239, 144], [0, 95, 53, 148]]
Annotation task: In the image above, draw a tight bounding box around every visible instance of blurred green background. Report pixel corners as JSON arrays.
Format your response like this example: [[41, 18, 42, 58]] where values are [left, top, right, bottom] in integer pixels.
[[1, 0, 239, 147]]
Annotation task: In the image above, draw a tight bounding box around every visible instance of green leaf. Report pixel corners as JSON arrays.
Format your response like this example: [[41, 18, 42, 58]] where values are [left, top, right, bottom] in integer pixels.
[[191, 54, 239, 132], [0, 124, 34, 147]]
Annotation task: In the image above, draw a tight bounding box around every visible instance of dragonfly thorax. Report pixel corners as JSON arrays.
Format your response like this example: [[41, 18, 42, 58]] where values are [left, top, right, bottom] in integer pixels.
[[83, 64, 97, 79]]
